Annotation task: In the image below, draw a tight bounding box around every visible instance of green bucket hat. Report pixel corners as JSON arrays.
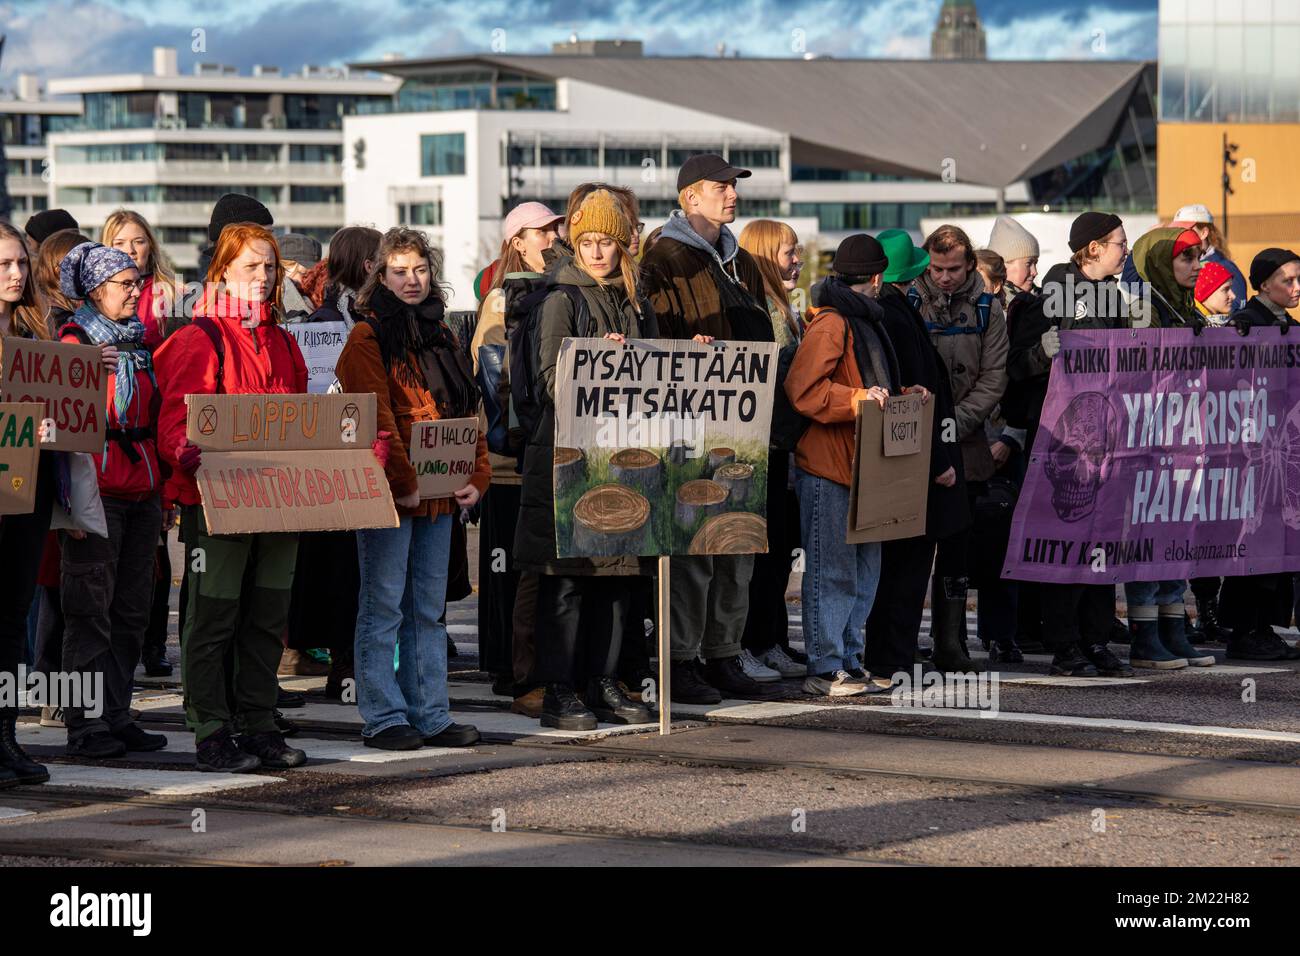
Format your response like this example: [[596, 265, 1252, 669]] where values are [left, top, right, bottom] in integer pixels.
[[877, 229, 930, 283]]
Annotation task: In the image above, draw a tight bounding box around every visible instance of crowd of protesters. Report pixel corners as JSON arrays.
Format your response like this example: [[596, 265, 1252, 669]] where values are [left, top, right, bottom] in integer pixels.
[[2, 155, 1300, 784]]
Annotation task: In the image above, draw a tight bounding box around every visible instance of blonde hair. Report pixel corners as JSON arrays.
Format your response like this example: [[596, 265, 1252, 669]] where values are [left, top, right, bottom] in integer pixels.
[[739, 219, 799, 339], [0, 224, 49, 339], [574, 233, 642, 315], [102, 209, 178, 334]]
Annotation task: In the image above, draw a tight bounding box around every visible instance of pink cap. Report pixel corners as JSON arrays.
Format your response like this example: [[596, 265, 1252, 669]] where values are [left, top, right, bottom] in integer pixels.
[[502, 202, 562, 242]]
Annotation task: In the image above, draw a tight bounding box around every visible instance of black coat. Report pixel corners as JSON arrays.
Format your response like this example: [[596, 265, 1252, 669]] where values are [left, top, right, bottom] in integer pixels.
[[1235, 295, 1297, 329], [878, 284, 970, 539]]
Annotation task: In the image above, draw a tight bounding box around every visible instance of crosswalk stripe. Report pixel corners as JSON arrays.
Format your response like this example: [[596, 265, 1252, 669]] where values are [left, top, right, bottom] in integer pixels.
[[44, 765, 285, 795], [0, 807, 35, 820]]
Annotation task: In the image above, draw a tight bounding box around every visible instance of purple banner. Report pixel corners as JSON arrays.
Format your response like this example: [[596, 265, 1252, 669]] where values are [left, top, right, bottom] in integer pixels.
[[1003, 327, 1300, 584]]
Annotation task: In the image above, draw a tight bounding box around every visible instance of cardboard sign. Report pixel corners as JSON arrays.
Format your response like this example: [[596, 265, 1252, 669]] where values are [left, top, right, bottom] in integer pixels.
[[552, 337, 778, 557], [883, 393, 924, 457], [195, 449, 398, 534], [0, 338, 106, 452], [285, 321, 347, 394], [848, 397, 933, 543], [0, 402, 41, 515], [410, 417, 479, 499], [185, 393, 376, 451]]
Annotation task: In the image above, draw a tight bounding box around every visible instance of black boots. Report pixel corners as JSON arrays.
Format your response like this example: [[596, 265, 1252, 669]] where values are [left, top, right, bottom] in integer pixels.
[[930, 577, 981, 673], [1193, 596, 1231, 643], [196, 727, 261, 773], [1049, 644, 1099, 677], [669, 660, 721, 705], [541, 684, 597, 731], [0, 716, 49, 785], [587, 676, 654, 724]]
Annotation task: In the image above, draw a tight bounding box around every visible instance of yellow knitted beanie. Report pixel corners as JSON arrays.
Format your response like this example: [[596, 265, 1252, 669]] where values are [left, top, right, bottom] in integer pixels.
[[569, 189, 630, 246]]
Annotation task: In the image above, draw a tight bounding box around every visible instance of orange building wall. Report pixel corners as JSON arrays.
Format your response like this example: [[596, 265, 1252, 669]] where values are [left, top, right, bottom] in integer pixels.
[[1158, 122, 1300, 293]]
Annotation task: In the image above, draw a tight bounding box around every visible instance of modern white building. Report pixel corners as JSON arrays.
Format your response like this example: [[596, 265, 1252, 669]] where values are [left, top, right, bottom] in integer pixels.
[[0, 74, 81, 231], [44, 47, 399, 273], [345, 42, 1155, 310]]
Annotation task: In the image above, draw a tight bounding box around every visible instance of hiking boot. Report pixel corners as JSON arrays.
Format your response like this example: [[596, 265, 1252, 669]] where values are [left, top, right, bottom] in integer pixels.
[[931, 576, 982, 673], [278, 648, 329, 677], [704, 655, 786, 700], [1129, 617, 1188, 669], [196, 728, 261, 773], [1048, 645, 1100, 677], [0, 717, 49, 784], [760, 645, 806, 677], [1159, 614, 1215, 667], [239, 731, 307, 768], [540, 684, 597, 731], [670, 659, 722, 705], [803, 669, 873, 697], [66, 732, 127, 760], [1226, 627, 1300, 662], [1081, 643, 1135, 677], [511, 686, 545, 717], [587, 676, 654, 725], [112, 723, 168, 752]]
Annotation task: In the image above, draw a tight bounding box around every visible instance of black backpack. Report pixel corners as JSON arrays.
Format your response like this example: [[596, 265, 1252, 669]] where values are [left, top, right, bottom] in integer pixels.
[[769, 342, 810, 453], [192, 315, 295, 394], [508, 282, 590, 448]]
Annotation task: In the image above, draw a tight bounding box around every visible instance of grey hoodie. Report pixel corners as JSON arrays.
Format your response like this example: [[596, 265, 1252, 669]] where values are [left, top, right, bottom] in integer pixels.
[[661, 209, 743, 283]]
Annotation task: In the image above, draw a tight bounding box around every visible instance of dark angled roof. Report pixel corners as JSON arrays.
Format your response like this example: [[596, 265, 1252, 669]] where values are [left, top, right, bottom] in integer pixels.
[[351, 54, 1150, 190]]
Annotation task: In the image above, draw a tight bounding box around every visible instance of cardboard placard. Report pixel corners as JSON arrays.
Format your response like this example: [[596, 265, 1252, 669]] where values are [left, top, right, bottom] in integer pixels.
[[0, 402, 41, 515], [195, 449, 398, 534], [185, 393, 376, 451], [285, 321, 347, 394], [847, 397, 933, 543], [0, 338, 106, 452], [410, 417, 479, 499], [883, 393, 924, 457], [552, 337, 779, 557]]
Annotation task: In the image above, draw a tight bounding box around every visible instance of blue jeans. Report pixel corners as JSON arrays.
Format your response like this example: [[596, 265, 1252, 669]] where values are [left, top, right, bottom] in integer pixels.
[[795, 468, 881, 675], [355, 514, 453, 739], [1125, 579, 1186, 608]]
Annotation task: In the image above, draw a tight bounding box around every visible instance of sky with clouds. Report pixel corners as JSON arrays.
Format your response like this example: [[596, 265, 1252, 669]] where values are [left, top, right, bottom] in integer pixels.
[[0, 0, 1157, 88]]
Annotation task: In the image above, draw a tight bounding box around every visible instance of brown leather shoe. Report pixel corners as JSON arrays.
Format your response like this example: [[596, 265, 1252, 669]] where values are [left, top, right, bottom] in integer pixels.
[[510, 686, 545, 718], [278, 648, 329, 677]]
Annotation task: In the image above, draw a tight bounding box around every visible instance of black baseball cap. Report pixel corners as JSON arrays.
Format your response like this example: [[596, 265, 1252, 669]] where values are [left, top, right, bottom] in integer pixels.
[[676, 153, 753, 192]]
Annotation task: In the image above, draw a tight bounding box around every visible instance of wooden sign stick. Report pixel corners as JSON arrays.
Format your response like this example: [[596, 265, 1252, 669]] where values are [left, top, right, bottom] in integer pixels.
[[657, 555, 672, 736]]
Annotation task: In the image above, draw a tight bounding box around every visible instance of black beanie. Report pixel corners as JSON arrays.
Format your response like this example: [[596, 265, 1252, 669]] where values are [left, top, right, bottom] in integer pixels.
[[833, 234, 889, 278], [24, 209, 80, 246], [208, 193, 274, 242], [1249, 247, 1300, 291], [1068, 211, 1123, 253]]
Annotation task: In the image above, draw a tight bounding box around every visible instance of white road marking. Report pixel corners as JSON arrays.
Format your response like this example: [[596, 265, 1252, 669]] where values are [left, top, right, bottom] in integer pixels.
[[673, 700, 834, 719], [44, 765, 284, 795], [997, 676, 1149, 687], [0, 807, 35, 820]]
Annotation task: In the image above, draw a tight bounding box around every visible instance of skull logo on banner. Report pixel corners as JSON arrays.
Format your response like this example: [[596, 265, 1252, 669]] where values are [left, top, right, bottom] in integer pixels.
[[1044, 391, 1116, 522]]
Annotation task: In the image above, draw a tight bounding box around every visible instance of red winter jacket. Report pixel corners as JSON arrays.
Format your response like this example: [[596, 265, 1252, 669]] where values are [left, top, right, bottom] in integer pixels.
[[153, 293, 308, 507], [137, 274, 164, 351], [60, 321, 162, 501]]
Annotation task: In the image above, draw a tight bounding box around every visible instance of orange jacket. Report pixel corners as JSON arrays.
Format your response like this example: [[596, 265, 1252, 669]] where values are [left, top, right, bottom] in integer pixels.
[[784, 305, 864, 488], [335, 320, 489, 518]]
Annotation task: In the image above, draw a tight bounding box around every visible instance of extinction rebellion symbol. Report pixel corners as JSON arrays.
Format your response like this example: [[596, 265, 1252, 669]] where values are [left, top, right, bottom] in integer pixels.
[[341, 403, 360, 432], [198, 405, 218, 436]]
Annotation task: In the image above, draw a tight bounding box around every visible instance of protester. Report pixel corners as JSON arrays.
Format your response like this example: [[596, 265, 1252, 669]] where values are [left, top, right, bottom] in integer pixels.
[[1006, 211, 1135, 676], [1171, 204, 1246, 308], [975, 248, 1007, 303], [154, 223, 309, 771], [284, 226, 382, 701], [279, 233, 323, 322], [640, 153, 781, 704], [196, 193, 274, 285], [786, 234, 921, 694], [513, 190, 655, 729], [0, 223, 61, 787], [1193, 261, 1237, 325], [24, 208, 79, 247], [336, 227, 488, 749], [986, 214, 1040, 296], [471, 202, 562, 713], [736, 218, 807, 681], [909, 224, 1008, 672], [865, 230, 972, 679], [1127, 227, 1214, 668], [55, 243, 171, 756], [101, 209, 177, 349], [35, 228, 90, 330], [1215, 248, 1300, 661]]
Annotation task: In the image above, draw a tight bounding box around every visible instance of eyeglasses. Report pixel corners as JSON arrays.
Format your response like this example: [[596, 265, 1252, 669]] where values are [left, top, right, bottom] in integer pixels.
[[1100, 240, 1129, 250], [103, 279, 145, 292]]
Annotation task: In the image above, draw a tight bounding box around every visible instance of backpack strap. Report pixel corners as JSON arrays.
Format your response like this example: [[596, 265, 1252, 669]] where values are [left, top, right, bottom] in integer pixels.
[[906, 286, 922, 312], [560, 284, 591, 337], [192, 316, 226, 394], [974, 292, 992, 333]]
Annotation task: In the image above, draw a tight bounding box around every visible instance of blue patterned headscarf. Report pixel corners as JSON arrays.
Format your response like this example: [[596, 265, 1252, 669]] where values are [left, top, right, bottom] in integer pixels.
[[59, 241, 136, 300]]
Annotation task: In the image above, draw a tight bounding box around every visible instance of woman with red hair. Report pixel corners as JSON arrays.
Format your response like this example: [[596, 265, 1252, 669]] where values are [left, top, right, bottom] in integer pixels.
[[153, 223, 310, 773]]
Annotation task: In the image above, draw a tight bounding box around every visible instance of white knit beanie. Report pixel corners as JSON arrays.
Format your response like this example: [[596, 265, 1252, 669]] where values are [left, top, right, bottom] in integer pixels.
[[986, 215, 1040, 262]]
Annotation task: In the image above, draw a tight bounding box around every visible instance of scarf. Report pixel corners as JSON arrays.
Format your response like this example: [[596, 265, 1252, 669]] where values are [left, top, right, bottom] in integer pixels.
[[368, 284, 478, 418], [68, 302, 153, 421], [818, 277, 901, 393], [1132, 228, 1200, 326], [335, 287, 358, 331]]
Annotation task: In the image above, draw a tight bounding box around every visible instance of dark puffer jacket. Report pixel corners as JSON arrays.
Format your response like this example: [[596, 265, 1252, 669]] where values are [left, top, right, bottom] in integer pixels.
[[513, 261, 658, 576]]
